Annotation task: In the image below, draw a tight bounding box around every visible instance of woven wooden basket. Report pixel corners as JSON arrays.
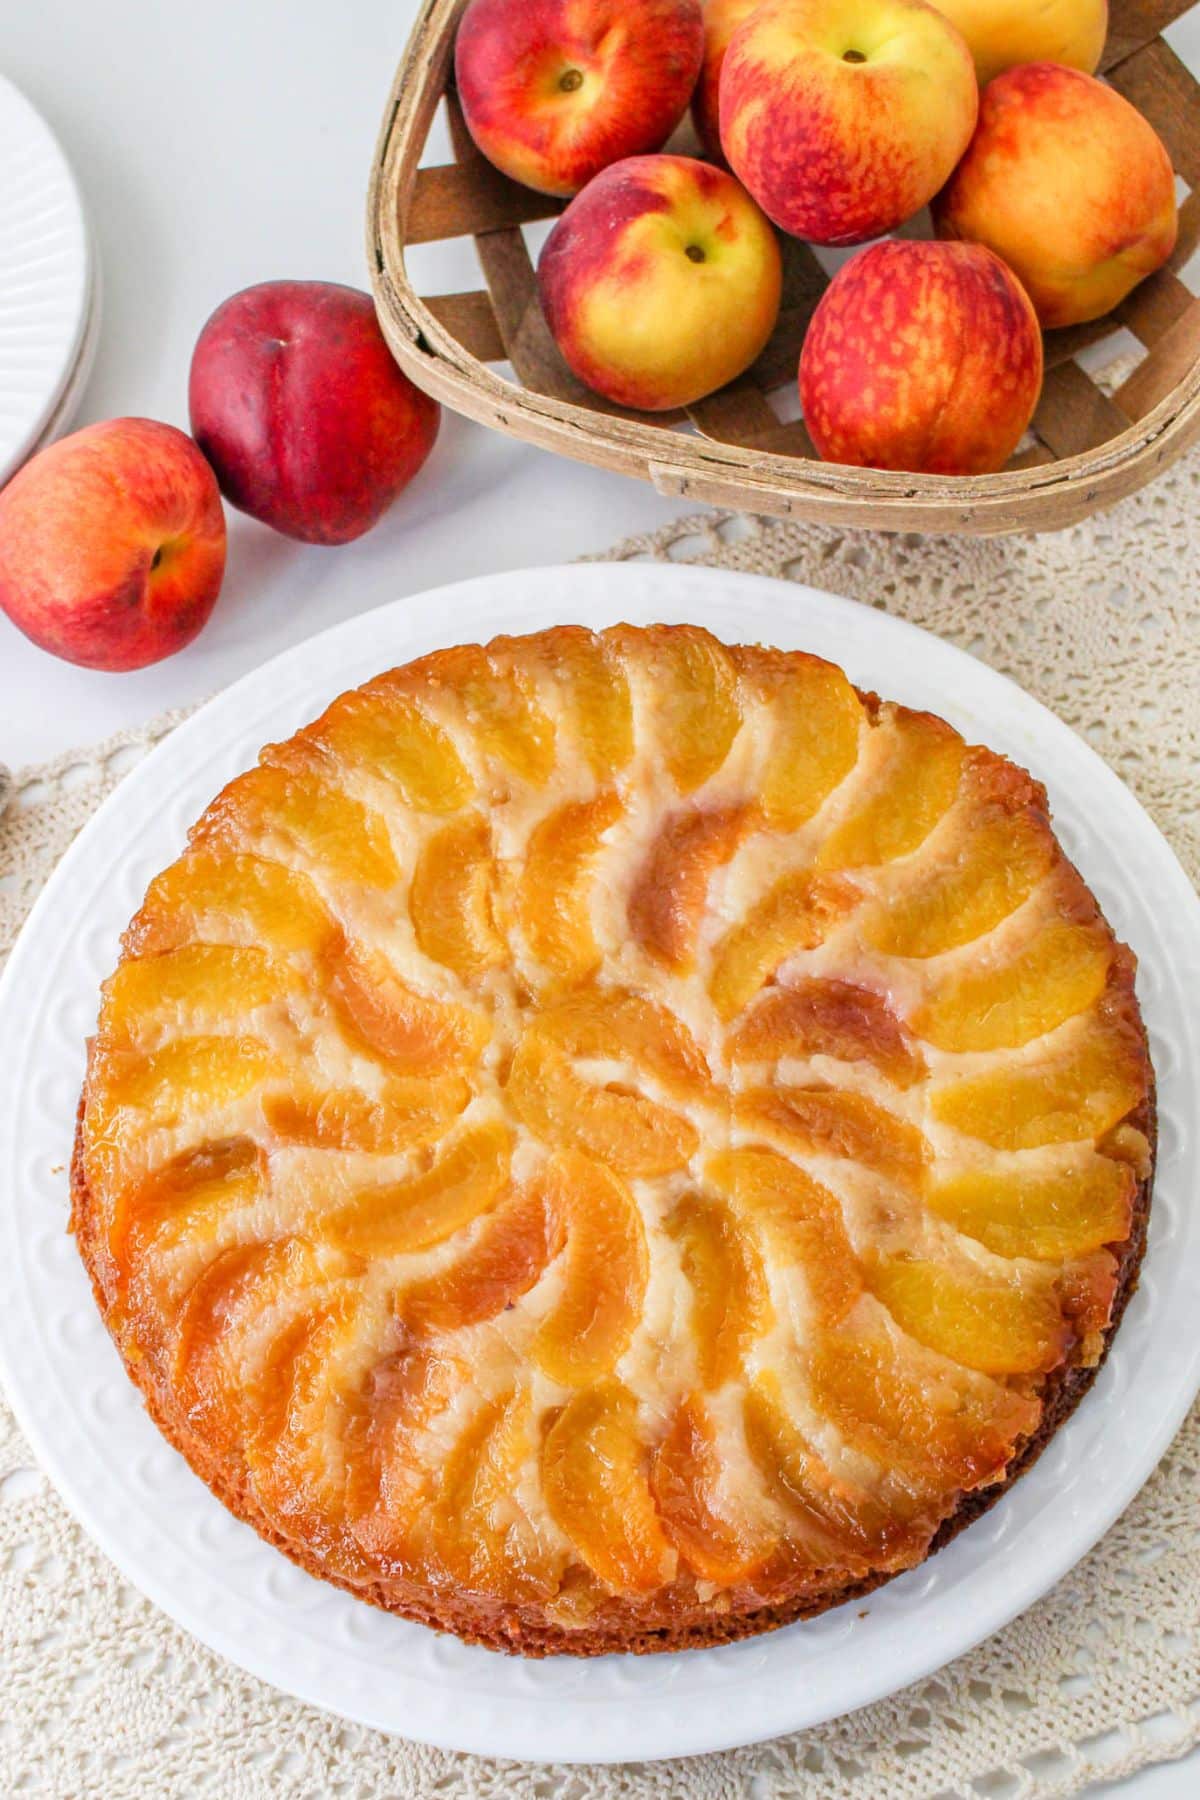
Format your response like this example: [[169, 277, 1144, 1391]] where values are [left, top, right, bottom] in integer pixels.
[[368, 0, 1200, 535]]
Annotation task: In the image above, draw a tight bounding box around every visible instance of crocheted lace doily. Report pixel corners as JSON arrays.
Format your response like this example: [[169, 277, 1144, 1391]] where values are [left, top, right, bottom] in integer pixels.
[[2, 451, 1198, 1799]]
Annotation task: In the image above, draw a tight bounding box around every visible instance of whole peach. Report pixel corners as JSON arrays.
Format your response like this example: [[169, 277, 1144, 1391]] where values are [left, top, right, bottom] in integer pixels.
[[799, 239, 1043, 474], [455, 0, 704, 198], [935, 65, 1177, 328], [537, 153, 782, 411], [930, 0, 1106, 85], [0, 418, 226, 672], [720, 0, 978, 245], [693, 0, 761, 158], [189, 281, 440, 545]]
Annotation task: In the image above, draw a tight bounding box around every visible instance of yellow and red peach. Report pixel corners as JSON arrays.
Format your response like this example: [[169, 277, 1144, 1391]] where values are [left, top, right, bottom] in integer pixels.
[[0, 418, 227, 671], [929, 0, 1106, 86], [799, 239, 1043, 474], [454, 0, 704, 198], [693, 0, 761, 159], [537, 153, 782, 411], [935, 64, 1177, 329], [719, 0, 978, 245]]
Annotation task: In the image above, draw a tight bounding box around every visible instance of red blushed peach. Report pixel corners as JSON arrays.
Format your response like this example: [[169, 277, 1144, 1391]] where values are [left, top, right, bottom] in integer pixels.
[[930, 0, 1106, 86], [537, 153, 782, 411], [720, 0, 978, 245], [799, 240, 1043, 474], [693, 0, 761, 159], [935, 65, 1177, 328], [455, 0, 704, 198], [0, 418, 226, 672]]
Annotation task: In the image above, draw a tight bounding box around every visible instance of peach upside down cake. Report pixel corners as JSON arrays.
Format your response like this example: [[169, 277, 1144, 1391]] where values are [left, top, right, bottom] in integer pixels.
[[72, 623, 1154, 1655]]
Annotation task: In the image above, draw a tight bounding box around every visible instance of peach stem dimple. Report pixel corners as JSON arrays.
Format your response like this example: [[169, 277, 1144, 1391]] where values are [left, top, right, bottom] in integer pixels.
[[685, 245, 707, 264], [559, 68, 584, 92], [842, 49, 867, 62]]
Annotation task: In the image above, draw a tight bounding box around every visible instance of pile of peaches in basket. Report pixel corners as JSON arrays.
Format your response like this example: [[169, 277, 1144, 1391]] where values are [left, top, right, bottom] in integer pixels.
[[0, 0, 1179, 679], [457, 0, 1179, 474]]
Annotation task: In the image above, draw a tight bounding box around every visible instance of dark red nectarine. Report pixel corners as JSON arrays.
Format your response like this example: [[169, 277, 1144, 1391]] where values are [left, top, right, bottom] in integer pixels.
[[189, 281, 439, 545]]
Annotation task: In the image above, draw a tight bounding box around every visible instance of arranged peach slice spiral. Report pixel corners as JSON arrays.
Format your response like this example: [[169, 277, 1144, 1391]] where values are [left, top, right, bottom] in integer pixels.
[[73, 624, 1152, 1656]]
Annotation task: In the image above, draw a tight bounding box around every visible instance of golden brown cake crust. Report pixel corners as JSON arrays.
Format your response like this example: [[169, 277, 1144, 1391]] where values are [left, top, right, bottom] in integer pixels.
[[70, 624, 1156, 1656]]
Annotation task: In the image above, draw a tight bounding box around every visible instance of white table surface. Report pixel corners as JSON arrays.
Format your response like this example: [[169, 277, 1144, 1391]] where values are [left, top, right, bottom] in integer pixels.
[[2, 2, 1197, 1791]]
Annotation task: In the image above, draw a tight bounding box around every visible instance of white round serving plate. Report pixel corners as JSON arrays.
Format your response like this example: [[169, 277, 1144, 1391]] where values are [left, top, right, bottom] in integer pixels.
[[0, 73, 95, 486], [1, 563, 1197, 1766]]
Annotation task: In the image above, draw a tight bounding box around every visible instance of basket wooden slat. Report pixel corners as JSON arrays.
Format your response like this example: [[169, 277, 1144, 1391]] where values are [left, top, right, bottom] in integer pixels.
[[1108, 40, 1200, 178], [407, 164, 560, 245], [424, 290, 506, 362], [368, 0, 1200, 535], [1034, 363, 1136, 458], [1117, 300, 1200, 418], [1117, 267, 1196, 345], [1100, 0, 1192, 67]]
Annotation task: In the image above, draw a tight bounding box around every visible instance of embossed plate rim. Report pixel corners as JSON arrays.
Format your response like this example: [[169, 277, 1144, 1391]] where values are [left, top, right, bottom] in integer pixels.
[[0, 562, 1197, 1765], [0, 71, 93, 485]]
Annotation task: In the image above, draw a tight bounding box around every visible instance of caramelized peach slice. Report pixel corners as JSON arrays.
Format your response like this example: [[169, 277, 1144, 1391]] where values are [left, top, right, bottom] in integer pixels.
[[518, 791, 623, 983], [171, 1234, 328, 1450], [307, 686, 474, 813], [866, 795, 1055, 958], [125, 850, 334, 958], [172, 1238, 283, 1409], [344, 1344, 468, 1558], [197, 762, 399, 890], [262, 1076, 470, 1154], [728, 979, 926, 1088], [409, 812, 506, 980], [321, 930, 490, 1073], [667, 1190, 772, 1389], [808, 1329, 1040, 1492], [741, 649, 864, 830], [628, 804, 754, 971], [930, 1003, 1148, 1149], [90, 1033, 279, 1129], [651, 1395, 781, 1584], [537, 985, 713, 1098], [913, 919, 1113, 1053], [109, 1136, 262, 1293], [545, 627, 634, 779], [928, 1152, 1136, 1260], [744, 1375, 924, 1564], [507, 1028, 698, 1177], [541, 1380, 676, 1593], [736, 1086, 929, 1192], [83, 1035, 277, 1201], [817, 708, 963, 871], [321, 1121, 512, 1256], [635, 624, 743, 794], [432, 644, 556, 786], [707, 1145, 863, 1325], [867, 1254, 1069, 1375], [709, 870, 860, 1020], [101, 944, 300, 1044], [433, 1386, 555, 1601], [532, 1151, 647, 1385], [397, 1183, 563, 1337], [1061, 1249, 1120, 1347], [244, 1282, 364, 1508]]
